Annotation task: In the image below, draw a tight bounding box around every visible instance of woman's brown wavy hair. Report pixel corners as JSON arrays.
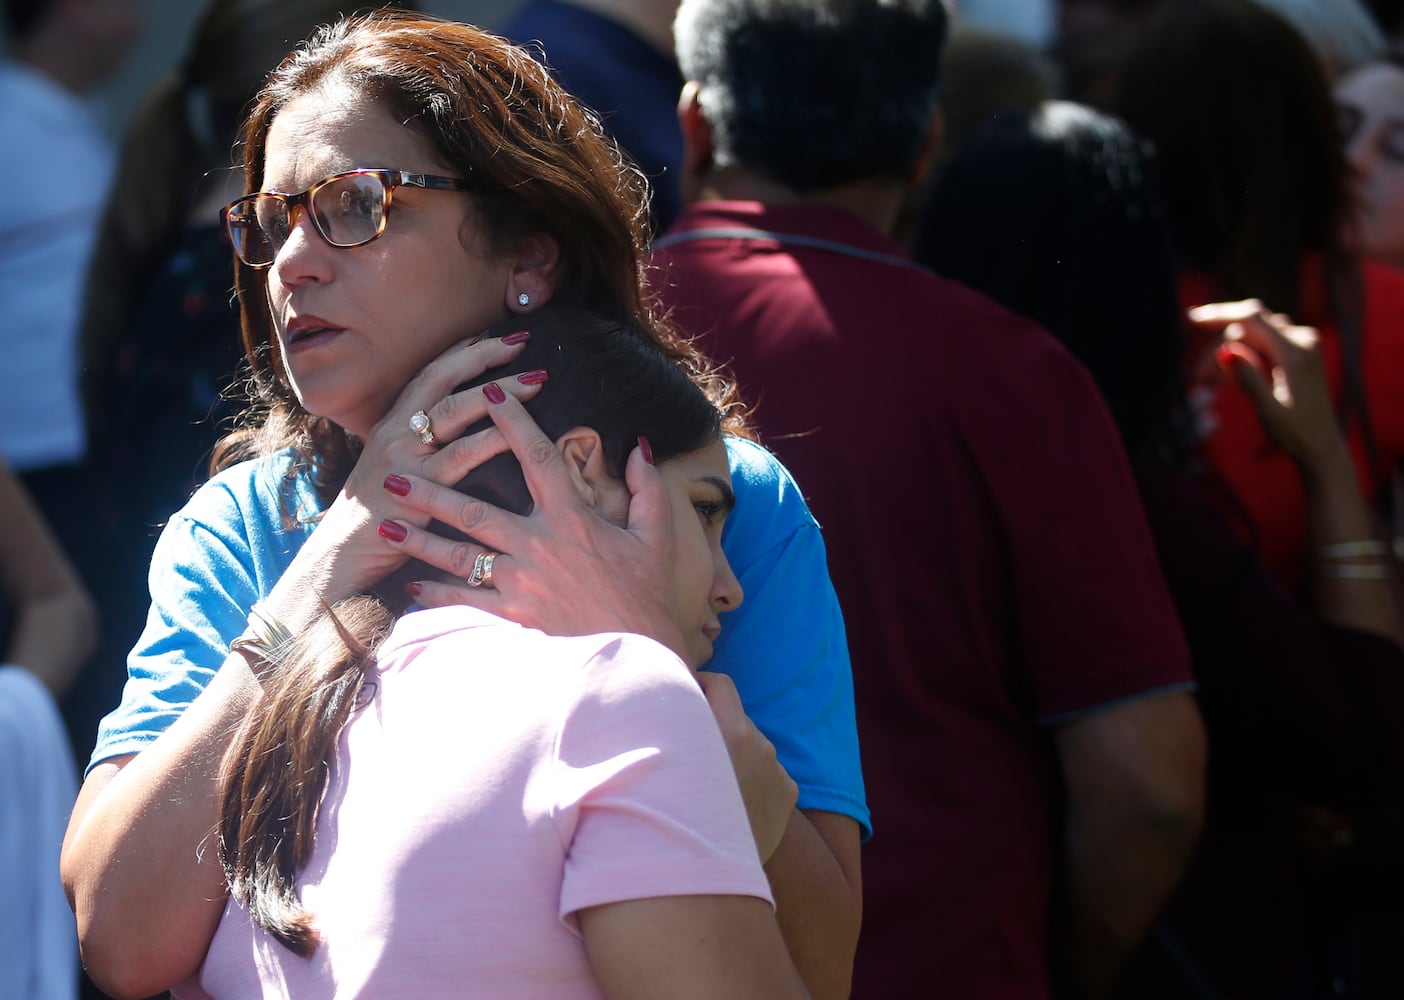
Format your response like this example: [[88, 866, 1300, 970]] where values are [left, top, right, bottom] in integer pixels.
[[211, 9, 736, 513]]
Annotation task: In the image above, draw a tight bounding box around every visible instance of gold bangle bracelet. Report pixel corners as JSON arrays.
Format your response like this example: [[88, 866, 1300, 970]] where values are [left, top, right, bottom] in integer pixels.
[[1319, 540, 1392, 560], [248, 602, 294, 647], [229, 601, 296, 660], [1319, 563, 1392, 579]]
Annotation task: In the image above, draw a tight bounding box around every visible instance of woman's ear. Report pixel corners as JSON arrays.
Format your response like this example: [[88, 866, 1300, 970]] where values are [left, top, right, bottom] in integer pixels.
[[557, 426, 630, 523], [507, 232, 561, 314]]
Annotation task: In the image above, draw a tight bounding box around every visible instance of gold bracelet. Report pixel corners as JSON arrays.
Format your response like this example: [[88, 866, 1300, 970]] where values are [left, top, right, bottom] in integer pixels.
[[1319, 563, 1392, 579], [1319, 540, 1392, 560], [229, 602, 296, 660], [249, 602, 294, 647]]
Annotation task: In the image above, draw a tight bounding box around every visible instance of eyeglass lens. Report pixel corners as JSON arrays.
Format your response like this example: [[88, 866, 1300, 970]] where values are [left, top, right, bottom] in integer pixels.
[[228, 172, 388, 266]]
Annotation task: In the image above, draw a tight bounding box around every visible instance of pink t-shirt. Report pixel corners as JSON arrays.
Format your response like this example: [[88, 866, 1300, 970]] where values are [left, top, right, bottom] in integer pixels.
[[181, 605, 771, 999]]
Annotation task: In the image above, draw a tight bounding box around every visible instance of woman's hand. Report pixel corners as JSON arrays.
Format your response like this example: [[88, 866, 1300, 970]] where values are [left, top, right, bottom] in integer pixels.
[[1187, 299, 1348, 473], [1192, 299, 1404, 648], [379, 387, 689, 655], [697, 671, 799, 864], [263, 333, 543, 626]]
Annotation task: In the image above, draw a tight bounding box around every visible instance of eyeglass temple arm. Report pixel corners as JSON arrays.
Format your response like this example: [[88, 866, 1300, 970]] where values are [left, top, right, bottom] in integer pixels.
[[399, 171, 473, 192]]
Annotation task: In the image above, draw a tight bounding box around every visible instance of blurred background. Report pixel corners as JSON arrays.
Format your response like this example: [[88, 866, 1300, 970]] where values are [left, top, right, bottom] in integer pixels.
[[2, 0, 523, 137]]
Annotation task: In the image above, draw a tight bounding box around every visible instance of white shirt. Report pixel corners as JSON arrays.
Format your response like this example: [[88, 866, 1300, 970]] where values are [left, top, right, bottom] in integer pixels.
[[951, 0, 1055, 48], [0, 666, 79, 1000], [0, 61, 114, 470]]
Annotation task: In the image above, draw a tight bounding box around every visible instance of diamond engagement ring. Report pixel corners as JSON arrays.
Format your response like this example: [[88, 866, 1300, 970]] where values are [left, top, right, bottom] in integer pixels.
[[464, 550, 498, 589], [410, 410, 435, 446]]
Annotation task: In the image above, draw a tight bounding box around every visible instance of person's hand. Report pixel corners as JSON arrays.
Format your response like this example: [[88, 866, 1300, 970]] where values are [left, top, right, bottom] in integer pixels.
[[1187, 299, 1347, 471], [377, 387, 688, 655], [265, 333, 542, 618], [696, 671, 798, 864]]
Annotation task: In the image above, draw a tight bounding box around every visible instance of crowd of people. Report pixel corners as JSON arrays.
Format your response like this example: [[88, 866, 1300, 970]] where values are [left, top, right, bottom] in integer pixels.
[[2, 0, 1403, 997]]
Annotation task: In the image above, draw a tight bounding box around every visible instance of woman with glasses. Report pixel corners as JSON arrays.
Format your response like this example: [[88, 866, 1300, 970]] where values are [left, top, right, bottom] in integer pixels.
[[61, 12, 864, 999]]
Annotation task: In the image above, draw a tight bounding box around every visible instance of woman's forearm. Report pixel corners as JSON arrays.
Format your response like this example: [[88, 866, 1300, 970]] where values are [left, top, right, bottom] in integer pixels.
[[1301, 443, 1404, 649], [61, 654, 263, 999], [5, 587, 97, 697], [764, 809, 862, 1000], [0, 460, 98, 695]]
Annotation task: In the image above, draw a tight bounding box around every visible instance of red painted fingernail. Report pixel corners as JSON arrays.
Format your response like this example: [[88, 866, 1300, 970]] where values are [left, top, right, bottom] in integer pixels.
[[638, 435, 654, 465], [405, 581, 423, 598], [483, 382, 507, 404], [1215, 344, 1236, 370], [378, 519, 408, 542], [502, 331, 531, 345], [383, 474, 412, 496], [517, 369, 548, 385]]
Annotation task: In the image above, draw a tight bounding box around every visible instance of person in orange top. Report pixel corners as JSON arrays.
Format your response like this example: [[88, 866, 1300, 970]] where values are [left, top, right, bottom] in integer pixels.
[[1112, 0, 1404, 592]]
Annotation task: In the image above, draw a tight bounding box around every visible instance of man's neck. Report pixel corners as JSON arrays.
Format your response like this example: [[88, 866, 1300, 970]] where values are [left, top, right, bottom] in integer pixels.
[[692, 167, 907, 238], [558, 0, 680, 57]]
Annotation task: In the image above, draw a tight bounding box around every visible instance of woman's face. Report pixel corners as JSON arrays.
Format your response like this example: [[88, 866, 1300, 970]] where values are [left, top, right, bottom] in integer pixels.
[[658, 439, 744, 669], [259, 84, 519, 438], [596, 438, 742, 669], [1336, 62, 1404, 267]]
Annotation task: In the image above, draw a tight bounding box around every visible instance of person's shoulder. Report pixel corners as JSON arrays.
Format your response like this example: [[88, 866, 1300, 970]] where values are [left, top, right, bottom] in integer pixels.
[[393, 611, 695, 697], [171, 451, 318, 534], [907, 266, 1052, 338], [517, 630, 702, 723], [908, 271, 1091, 394], [0, 61, 98, 136], [724, 435, 787, 486], [587, 631, 694, 681], [184, 451, 284, 503], [0, 60, 46, 102], [724, 437, 814, 520]]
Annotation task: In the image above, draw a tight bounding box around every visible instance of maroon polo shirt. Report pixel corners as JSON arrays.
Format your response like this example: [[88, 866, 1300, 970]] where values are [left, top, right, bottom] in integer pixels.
[[651, 201, 1193, 998]]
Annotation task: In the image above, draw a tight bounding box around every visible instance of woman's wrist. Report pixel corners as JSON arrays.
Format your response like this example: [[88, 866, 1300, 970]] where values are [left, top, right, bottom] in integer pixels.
[[1295, 432, 1357, 492]]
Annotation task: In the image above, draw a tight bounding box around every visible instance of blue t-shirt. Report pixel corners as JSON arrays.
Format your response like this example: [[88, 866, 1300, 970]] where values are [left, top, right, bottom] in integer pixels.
[[90, 437, 871, 836]]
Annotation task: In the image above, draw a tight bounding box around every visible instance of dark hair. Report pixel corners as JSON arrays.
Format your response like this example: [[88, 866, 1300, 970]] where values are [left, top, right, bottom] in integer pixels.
[[217, 306, 733, 956], [895, 24, 1055, 245], [673, 0, 949, 192], [1110, 0, 1352, 318], [915, 101, 1188, 463], [212, 10, 731, 510]]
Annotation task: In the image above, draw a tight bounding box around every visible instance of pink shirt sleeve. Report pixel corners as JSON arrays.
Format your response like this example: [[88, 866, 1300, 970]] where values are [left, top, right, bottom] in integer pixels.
[[549, 634, 774, 926]]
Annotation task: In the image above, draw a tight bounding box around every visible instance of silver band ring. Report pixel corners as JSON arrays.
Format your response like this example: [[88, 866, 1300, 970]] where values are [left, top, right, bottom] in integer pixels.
[[465, 550, 498, 589], [409, 410, 436, 446]]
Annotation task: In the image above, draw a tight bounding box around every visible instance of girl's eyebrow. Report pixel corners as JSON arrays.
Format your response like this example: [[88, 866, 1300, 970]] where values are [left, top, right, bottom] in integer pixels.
[[698, 475, 737, 513]]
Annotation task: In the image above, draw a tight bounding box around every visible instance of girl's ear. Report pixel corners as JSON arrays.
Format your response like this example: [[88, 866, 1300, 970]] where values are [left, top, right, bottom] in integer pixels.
[[507, 232, 561, 313], [557, 426, 632, 524], [556, 426, 609, 508]]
